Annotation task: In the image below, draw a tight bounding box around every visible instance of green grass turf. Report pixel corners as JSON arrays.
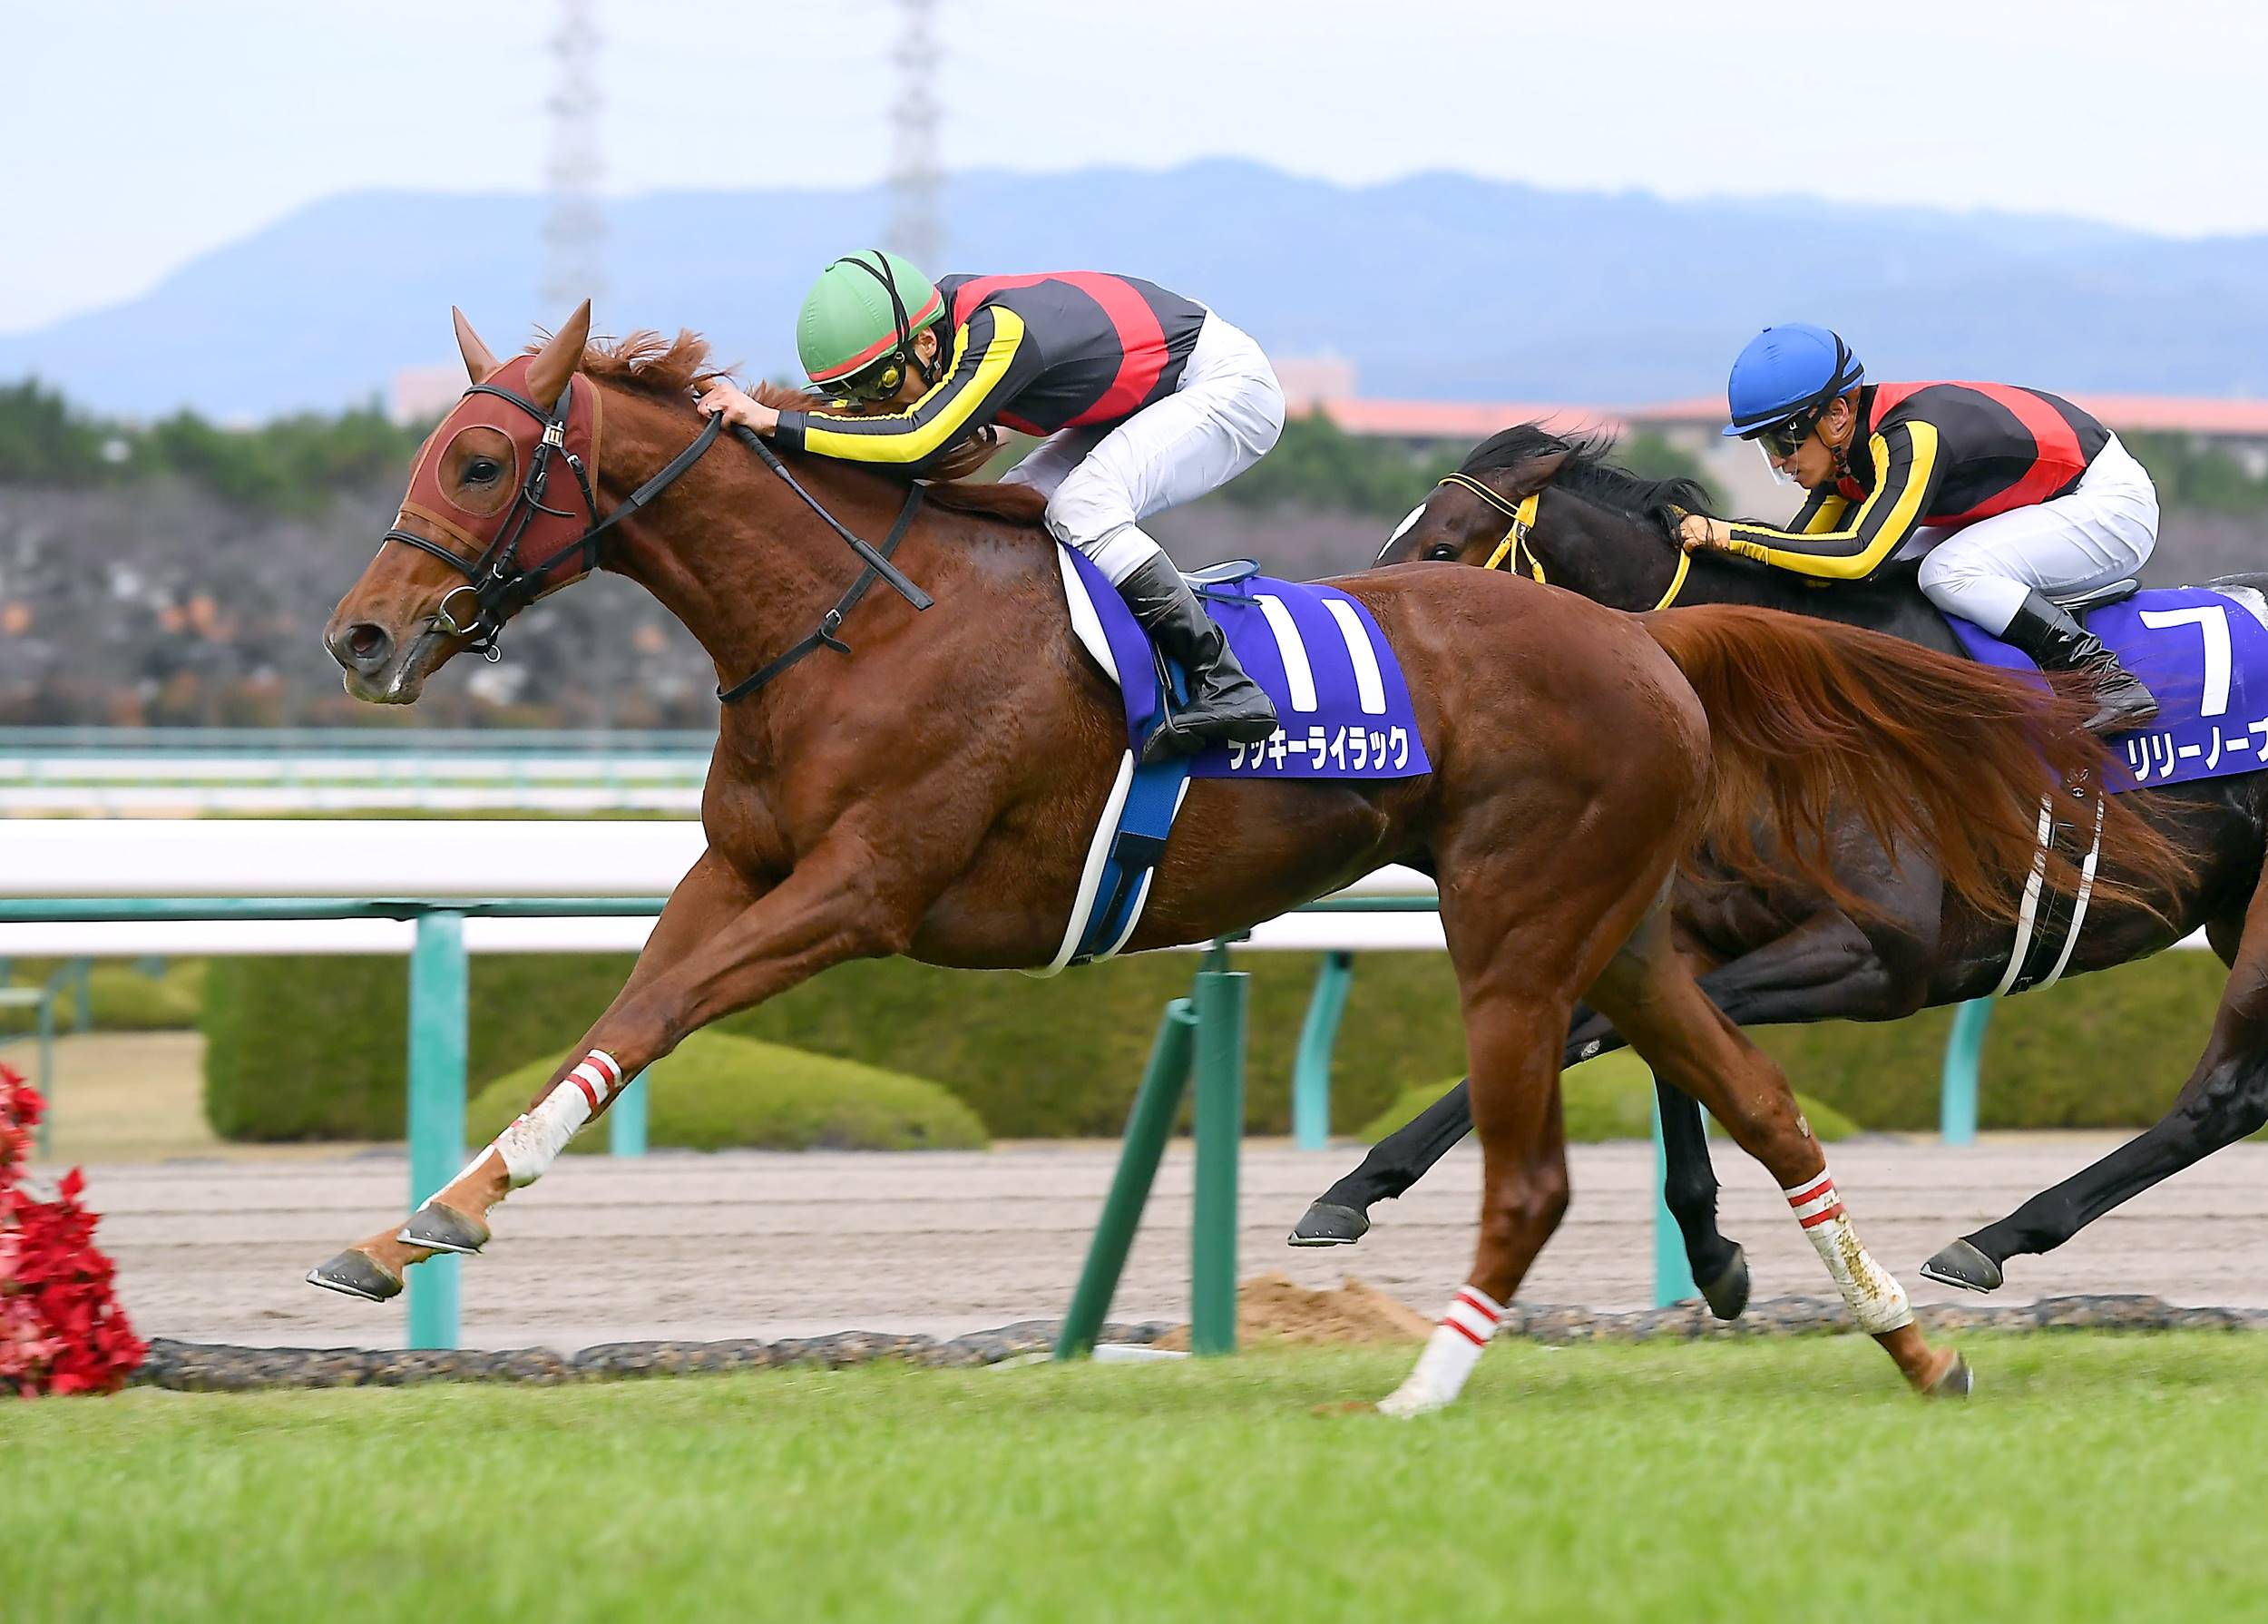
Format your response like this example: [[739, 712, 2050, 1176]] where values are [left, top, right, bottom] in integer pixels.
[[6, 1334, 2267, 1623]]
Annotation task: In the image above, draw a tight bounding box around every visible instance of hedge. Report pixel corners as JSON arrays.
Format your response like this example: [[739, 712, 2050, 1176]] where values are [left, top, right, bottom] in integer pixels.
[[203, 954, 641, 1141], [1357, 1052, 1858, 1145], [200, 943, 2231, 1143], [200, 951, 1468, 1142], [1749, 948, 2232, 1131], [0, 964, 202, 1036], [466, 1032, 987, 1153]]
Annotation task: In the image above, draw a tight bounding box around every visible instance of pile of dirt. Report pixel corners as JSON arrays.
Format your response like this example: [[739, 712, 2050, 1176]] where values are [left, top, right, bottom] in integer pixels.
[[1154, 1272, 1432, 1350]]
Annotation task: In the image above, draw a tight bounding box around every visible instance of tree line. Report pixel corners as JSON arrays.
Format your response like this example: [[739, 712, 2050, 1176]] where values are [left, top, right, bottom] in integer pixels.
[[0, 378, 430, 515], [9, 376, 2268, 520]]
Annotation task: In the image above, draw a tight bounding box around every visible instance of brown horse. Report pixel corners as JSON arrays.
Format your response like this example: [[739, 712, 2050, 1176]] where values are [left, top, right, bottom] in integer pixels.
[[309, 303, 2170, 1409], [1297, 427, 2219, 1309]]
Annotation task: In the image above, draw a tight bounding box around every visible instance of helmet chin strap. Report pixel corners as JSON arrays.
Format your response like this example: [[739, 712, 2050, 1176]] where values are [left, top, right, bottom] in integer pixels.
[[1829, 413, 1854, 481]]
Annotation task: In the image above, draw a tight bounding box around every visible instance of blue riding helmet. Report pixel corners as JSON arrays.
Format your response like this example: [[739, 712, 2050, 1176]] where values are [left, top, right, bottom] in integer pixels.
[[1721, 324, 1865, 439]]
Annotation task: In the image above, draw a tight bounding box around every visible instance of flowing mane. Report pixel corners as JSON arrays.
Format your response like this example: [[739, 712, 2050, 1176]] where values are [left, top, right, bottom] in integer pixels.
[[1460, 423, 1719, 541], [565, 328, 732, 398]]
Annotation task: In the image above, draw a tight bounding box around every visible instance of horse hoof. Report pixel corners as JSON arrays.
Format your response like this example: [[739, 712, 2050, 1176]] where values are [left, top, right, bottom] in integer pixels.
[[1698, 1244, 1750, 1321], [1286, 1201, 1370, 1247], [397, 1201, 491, 1256], [1919, 1238, 2002, 1295], [1922, 1353, 1974, 1400], [307, 1249, 402, 1303]]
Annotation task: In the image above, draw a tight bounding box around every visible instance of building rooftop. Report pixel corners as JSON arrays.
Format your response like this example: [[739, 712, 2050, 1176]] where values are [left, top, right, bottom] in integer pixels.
[[1315, 391, 2268, 441]]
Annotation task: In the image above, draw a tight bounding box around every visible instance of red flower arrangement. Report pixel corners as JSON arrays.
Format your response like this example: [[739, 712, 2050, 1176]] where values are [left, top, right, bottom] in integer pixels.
[[0, 1062, 145, 1395]]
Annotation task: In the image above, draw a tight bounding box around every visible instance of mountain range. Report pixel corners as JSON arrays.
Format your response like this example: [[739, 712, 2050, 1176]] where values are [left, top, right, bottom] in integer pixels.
[[10, 160, 2268, 422]]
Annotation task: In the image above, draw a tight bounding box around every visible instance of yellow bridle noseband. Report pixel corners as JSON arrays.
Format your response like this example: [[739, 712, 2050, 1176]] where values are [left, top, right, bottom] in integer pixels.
[[1431, 473, 1690, 611], [1435, 473, 1545, 582]]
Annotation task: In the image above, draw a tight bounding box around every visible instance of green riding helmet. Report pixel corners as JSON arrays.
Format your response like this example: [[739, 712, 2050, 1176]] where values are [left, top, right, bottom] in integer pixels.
[[795, 249, 945, 399]]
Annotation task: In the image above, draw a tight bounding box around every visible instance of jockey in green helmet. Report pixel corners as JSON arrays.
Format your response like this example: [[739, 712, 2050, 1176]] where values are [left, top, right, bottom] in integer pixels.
[[698, 250, 1285, 763]]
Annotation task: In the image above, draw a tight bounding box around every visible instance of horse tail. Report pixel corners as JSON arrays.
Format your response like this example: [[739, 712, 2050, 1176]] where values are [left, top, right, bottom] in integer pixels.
[[1639, 603, 2193, 924]]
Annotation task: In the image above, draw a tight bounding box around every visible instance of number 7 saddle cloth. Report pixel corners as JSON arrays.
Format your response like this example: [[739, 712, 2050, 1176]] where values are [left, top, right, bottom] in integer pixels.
[[1941, 582, 2268, 792]]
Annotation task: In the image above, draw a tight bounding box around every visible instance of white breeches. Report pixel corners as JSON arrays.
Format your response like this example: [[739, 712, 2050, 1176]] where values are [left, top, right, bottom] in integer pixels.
[[1913, 434, 2159, 635], [1001, 311, 1286, 585]]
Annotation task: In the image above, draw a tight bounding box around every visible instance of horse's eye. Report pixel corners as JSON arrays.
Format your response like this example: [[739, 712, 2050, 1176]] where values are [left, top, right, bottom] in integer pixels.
[[464, 458, 499, 484], [1424, 543, 1459, 562]]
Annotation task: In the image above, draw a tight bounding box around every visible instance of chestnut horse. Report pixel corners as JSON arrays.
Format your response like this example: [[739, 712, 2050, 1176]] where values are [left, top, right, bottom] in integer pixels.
[[309, 304, 2168, 1409]]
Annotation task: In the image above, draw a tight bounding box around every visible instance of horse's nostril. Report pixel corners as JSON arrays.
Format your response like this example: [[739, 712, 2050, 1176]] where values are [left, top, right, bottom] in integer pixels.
[[347, 624, 387, 660]]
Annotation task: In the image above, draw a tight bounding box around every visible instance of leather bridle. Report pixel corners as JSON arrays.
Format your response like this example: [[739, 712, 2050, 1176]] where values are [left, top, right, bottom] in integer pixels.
[[380, 376, 720, 661], [376, 370, 935, 698]]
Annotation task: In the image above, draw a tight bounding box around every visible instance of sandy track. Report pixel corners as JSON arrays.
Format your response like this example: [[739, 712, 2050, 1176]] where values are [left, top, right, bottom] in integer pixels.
[[60, 1132, 2268, 1351]]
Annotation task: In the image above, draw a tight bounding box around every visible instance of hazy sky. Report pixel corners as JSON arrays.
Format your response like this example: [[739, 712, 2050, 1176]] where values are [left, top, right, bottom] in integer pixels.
[[9, 0, 2264, 334]]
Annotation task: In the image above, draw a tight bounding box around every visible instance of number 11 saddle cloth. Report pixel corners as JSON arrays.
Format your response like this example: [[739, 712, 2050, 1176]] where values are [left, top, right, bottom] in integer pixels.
[[1030, 548, 1432, 975]]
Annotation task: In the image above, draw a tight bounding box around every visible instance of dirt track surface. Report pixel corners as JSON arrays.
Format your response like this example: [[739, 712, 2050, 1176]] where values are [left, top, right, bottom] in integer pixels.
[[56, 1133, 2268, 1351]]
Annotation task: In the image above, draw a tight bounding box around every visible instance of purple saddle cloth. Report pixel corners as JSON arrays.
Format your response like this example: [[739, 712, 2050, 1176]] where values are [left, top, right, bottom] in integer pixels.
[[1944, 584, 2268, 789], [1062, 549, 1431, 779]]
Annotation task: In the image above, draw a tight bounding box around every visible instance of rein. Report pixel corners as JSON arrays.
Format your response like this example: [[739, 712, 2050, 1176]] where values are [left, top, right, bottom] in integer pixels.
[[1435, 473, 1691, 611], [717, 483, 927, 702]]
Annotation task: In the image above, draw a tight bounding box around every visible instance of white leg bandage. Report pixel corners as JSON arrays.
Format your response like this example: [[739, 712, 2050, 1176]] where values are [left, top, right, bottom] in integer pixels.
[[1379, 1286, 1504, 1417], [492, 1050, 622, 1188], [1784, 1168, 1911, 1335]]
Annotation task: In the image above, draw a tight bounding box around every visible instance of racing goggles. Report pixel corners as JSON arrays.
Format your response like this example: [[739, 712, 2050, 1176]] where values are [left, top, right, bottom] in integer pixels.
[[1745, 405, 1826, 460], [820, 353, 910, 406]]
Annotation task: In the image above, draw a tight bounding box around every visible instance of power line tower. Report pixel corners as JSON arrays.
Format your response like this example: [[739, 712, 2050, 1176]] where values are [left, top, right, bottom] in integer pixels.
[[543, 0, 607, 315], [887, 0, 943, 267]]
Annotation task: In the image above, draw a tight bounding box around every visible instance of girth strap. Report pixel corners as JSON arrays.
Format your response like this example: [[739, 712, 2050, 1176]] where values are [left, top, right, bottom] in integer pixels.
[[719, 483, 928, 702]]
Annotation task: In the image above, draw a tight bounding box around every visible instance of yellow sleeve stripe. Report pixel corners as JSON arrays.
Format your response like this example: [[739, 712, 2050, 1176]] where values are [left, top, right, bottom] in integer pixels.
[[1726, 423, 1939, 581], [1803, 493, 1850, 534], [798, 306, 1028, 466]]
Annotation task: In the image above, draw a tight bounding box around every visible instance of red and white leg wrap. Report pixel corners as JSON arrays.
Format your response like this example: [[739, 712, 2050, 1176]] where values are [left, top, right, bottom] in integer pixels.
[[493, 1050, 623, 1188], [1784, 1167, 1911, 1335], [1379, 1285, 1504, 1417]]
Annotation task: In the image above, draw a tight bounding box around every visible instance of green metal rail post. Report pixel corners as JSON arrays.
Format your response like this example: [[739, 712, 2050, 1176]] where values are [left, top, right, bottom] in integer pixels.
[[1650, 1086, 1697, 1306], [1054, 999, 1198, 1358], [1, 986, 55, 1157], [1291, 950, 1354, 1150], [1941, 996, 1991, 1146], [406, 910, 467, 1350], [35, 992, 54, 1159], [1190, 952, 1249, 1355], [609, 1069, 650, 1157]]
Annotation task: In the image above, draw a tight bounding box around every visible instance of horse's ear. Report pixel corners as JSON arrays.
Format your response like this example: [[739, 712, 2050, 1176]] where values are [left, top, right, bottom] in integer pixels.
[[524, 300, 592, 406], [1506, 448, 1570, 498], [452, 307, 500, 382]]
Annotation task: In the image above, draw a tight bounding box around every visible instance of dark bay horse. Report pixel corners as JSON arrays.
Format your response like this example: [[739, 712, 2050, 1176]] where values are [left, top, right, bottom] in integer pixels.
[[1298, 424, 2255, 1305], [311, 306, 2172, 1408]]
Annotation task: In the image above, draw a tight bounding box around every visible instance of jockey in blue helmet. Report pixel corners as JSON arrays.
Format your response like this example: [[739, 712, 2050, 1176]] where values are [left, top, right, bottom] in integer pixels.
[[1678, 323, 2159, 733]]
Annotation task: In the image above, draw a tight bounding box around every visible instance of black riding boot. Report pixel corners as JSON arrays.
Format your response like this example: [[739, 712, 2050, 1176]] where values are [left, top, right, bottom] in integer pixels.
[[1999, 589, 2160, 734], [1116, 554, 1279, 763]]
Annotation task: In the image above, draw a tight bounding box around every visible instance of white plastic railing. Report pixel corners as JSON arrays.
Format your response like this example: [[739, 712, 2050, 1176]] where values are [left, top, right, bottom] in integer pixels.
[[0, 821, 1442, 954]]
